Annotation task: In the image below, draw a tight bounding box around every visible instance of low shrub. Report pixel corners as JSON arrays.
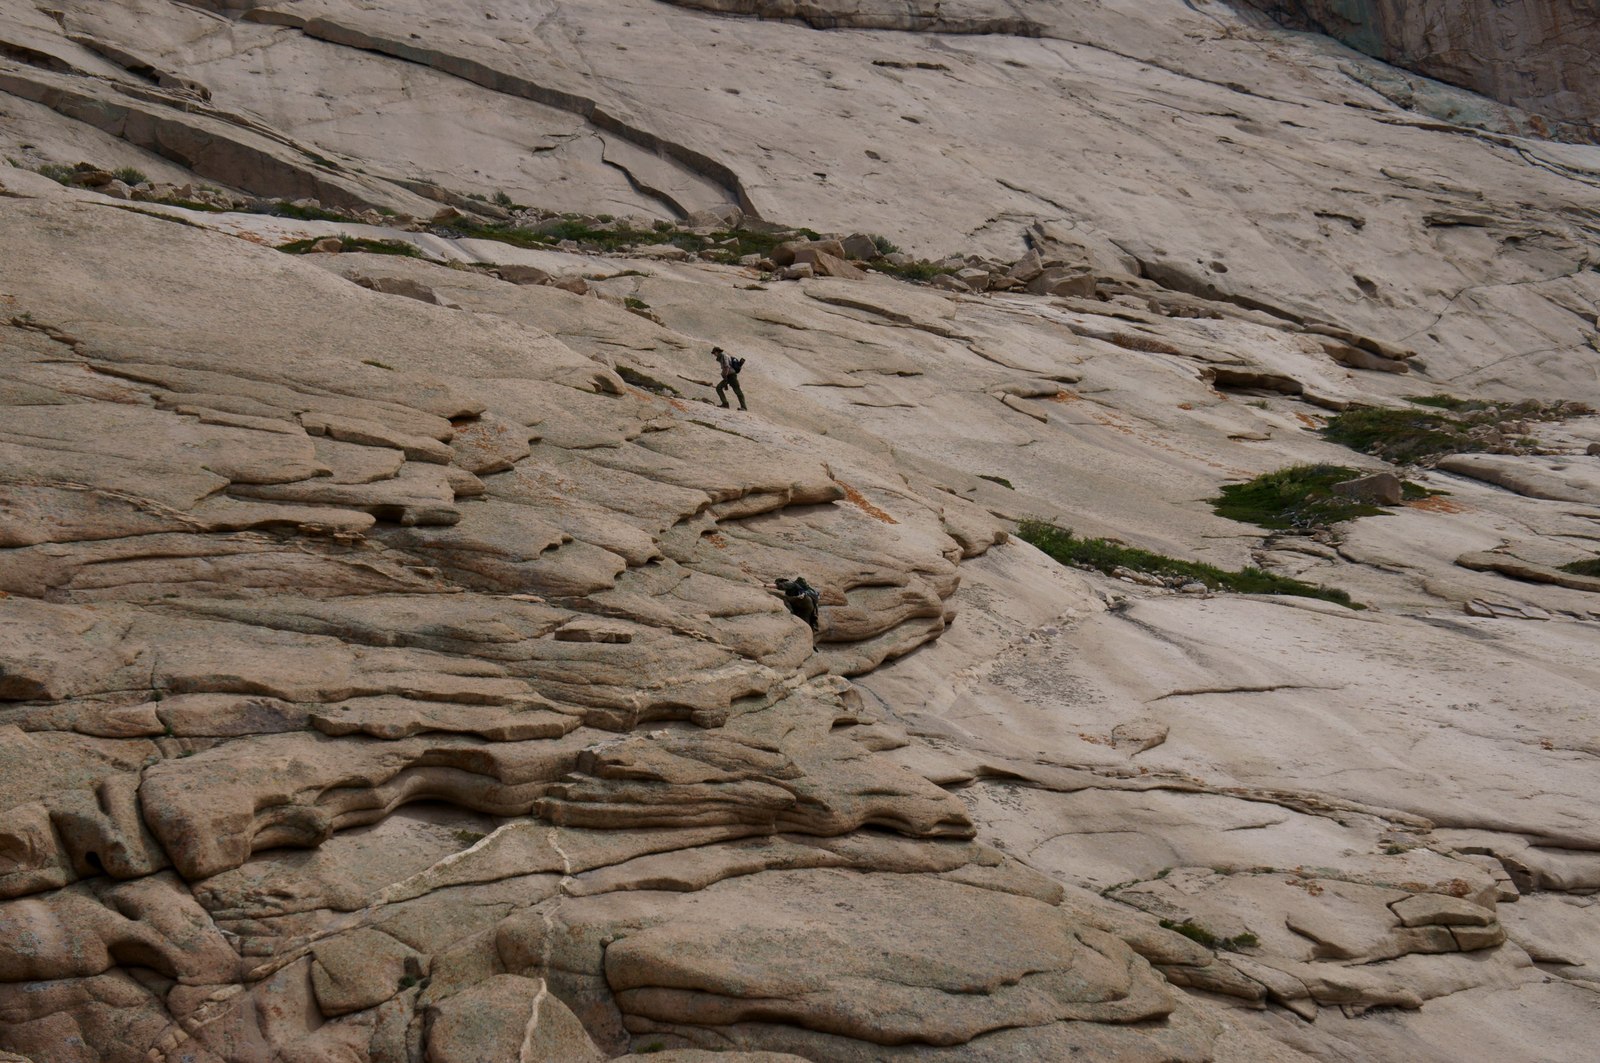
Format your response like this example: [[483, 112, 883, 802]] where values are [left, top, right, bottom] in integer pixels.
[[1016, 520, 1361, 609], [1159, 919, 1259, 951], [1213, 464, 1385, 532], [1323, 395, 1591, 465], [276, 235, 423, 257]]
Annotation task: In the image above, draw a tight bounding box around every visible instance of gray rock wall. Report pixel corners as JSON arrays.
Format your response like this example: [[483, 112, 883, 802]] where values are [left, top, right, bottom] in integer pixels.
[[1234, 0, 1600, 141]]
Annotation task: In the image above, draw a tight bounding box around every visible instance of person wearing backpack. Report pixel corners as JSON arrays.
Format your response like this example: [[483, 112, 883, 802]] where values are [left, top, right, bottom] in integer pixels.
[[774, 576, 820, 635], [713, 346, 748, 410]]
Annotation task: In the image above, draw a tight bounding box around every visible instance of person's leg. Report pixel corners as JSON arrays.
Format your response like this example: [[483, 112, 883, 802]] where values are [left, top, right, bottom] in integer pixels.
[[715, 379, 730, 407], [730, 376, 747, 410]]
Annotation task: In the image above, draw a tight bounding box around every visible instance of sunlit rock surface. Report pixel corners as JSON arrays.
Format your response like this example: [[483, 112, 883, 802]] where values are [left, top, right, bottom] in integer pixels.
[[2, 0, 1599, 1060]]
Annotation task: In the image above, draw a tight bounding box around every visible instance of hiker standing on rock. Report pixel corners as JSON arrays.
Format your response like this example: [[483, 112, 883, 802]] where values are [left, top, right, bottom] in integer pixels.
[[713, 346, 748, 411]]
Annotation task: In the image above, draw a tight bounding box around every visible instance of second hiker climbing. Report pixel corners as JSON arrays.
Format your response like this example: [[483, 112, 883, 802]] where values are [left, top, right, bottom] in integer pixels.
[[774, 576, 820, 635], [713, 346, 748, 410]]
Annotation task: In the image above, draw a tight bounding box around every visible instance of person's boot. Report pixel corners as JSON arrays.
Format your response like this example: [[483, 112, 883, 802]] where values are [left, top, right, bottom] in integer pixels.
[[739, 403, 748, 411]]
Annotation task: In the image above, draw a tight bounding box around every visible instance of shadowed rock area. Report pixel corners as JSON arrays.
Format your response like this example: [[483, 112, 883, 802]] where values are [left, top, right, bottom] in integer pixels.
[[1231, 0, 1600, 142], [2, 0, 1599, 1061]]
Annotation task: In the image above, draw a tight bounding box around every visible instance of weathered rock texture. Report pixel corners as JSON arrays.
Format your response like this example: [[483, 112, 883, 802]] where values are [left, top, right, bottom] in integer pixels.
[[1234, 0, 1600, 141], [2, 0, 1600, 1061]]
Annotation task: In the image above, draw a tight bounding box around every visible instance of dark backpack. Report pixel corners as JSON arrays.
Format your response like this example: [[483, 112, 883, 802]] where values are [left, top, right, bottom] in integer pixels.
[[729, 356, 745, 374]]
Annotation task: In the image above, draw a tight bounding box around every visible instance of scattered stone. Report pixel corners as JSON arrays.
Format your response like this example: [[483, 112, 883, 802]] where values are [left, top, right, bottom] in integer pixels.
[[353, 275, 445, 305], [1112, 566, 1165, 587], [792, 247, 865, 280], [308, 236, 343, 254], [1007, 248, 1045, 282], [840, 232, 880, 260], [1332, 472, 1403, 506], [497, 264, 552, 286], [1027, 266, 1096, 297]]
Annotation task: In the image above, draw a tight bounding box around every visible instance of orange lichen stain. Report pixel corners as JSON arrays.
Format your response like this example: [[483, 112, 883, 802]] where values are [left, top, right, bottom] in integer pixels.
[[1406, 496, 1466, 514], [1177, 402, 1194, 410], [1294, 412, 1321, 429], [1077, 732, 1111, 746], [668, 398, 690, 412], [1050, 390, 1082, 403], [701, 530, 728, 549], [838, 481, 898, 524]]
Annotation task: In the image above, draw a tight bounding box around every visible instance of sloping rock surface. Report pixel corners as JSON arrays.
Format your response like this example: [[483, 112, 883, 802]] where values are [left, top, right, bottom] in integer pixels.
[[2, 0, 1600, 1061]]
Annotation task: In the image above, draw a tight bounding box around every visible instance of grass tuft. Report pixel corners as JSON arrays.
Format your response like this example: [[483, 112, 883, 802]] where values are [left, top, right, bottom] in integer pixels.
[[1323, 395, 1591, 465], [1017, 520, 1361, 609], [1159, 919, 1258, 951], [1213, 464, 1384, 532], [269, 201, 353, 223], [978, 474, 1014, 490], [870, 259, 958, 282], [276, 235, 423, 257], [1559, 557, 1600, 578]]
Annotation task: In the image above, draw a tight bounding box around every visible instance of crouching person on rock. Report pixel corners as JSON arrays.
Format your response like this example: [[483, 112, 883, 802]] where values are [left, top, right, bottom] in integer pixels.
[[774, 575, 821, 637]]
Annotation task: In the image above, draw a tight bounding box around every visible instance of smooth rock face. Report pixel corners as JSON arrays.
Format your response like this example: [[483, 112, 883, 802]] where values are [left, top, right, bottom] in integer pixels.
[[2, 0, 1600, 1061], [1233, 0, 1600, 141]]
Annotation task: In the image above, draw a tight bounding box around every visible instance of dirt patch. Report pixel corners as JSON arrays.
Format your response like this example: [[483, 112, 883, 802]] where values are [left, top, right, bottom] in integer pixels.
[[1406, 495, 1466, 514], [837, 481, 899, 524]]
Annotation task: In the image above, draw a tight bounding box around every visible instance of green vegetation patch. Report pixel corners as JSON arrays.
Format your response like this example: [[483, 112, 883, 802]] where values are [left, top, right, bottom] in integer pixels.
[[1017, 520, 1361, 609], [268, 201, 355, 223], [1213, 463, 1385, 532], [1323, 395, 1592, 465], [276, 236, 423, 257], [1159, 919, 1259, 952], [1559, 557, 1600, 578], [111, 166, 148, 185], [445, 216, 831, 265], [870, 259, 958, 282], [977, 474, 1014, 490], [449, 218, 679, 253]]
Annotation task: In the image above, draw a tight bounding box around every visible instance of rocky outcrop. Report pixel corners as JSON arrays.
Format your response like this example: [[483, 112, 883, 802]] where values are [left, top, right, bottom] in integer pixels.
[[5, 0, 1600, 1060], [1233, 0, 1600, 142]]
